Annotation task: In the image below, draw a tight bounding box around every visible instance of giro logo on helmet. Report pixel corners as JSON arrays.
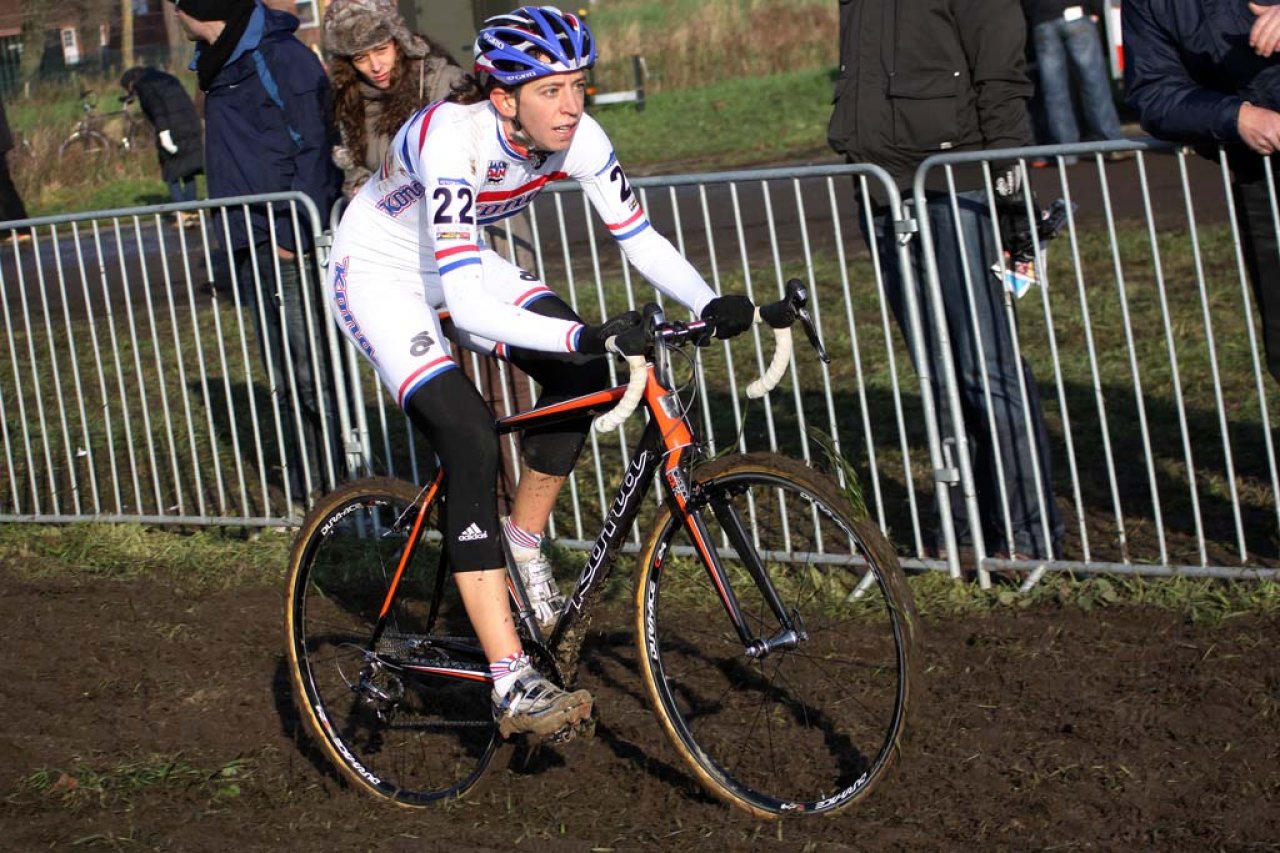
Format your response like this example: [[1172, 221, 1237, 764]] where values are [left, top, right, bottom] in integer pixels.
[[473, 5, 597, 87]]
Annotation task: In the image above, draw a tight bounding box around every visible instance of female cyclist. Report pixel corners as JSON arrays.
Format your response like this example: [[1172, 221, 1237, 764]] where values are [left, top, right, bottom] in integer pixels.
[[326, 5, 754, 738]]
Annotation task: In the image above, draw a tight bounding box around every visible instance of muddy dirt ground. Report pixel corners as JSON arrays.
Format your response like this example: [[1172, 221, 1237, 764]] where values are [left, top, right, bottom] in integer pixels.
[[0, 561, 1276, 853]]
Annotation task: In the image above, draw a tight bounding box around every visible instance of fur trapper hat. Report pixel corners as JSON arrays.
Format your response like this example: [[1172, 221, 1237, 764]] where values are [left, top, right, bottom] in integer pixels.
[[324, 0, 428, 58]]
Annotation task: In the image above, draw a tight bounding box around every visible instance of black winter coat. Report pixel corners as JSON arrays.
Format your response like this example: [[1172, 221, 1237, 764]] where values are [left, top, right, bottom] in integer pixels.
[[0, 93, 13, 155], [131, 68, 203, 183], [826, 0, 1034, 191]]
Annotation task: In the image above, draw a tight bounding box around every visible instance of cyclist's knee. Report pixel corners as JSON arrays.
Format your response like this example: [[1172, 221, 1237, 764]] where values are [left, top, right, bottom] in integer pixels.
[[403, 367, 500, 479], [522, 431, 586, 477]]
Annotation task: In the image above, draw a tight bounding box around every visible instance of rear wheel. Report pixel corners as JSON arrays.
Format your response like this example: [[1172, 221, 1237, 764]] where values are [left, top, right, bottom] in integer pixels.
[[284, 477, 499, 806], [635, 453, 919, 818]]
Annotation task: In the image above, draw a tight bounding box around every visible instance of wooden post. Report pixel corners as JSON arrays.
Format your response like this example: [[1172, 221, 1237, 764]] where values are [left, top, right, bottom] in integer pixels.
[[120, 0, 133, 68]]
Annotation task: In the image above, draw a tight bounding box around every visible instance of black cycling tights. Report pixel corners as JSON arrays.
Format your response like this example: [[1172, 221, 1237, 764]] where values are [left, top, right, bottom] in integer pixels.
[[406, 294, 610, 573]]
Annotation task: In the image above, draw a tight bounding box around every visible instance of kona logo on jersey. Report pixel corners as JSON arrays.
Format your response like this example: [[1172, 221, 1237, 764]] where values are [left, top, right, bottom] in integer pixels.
[[409, 331, 435, 357], [434, 231, 469, 241], [332, 256, 376, 362], [476, 195, 534, 220], [486, 160, 508, 183], [375, 180, 425, 218]]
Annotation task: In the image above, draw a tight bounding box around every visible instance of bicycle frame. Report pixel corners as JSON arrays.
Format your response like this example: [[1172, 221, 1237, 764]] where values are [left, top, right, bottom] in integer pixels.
[[365, 345, 801, 686]]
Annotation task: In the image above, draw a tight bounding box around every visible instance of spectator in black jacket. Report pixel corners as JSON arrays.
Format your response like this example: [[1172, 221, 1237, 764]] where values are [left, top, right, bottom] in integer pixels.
[[121, 66, 204, 216], [828, 0, 1063, 562], [0, 91, 29, 241], [1021, 1, 1127, 153], [1125, 0, 1280, 383]]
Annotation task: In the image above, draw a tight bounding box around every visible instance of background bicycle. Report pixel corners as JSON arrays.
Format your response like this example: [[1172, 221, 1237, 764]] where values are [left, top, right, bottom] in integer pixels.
[[57, 91, 148, 161], [284, 283, 921, 818]]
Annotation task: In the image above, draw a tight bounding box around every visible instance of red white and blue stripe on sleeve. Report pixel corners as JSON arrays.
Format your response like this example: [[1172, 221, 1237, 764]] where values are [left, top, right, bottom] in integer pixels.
[[435, 242, 482, 276], [488, 285, 582, 359], [594, 153, 651, 241]]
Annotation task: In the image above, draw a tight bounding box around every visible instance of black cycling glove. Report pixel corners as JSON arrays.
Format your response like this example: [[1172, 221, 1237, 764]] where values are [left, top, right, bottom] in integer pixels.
[[608, 322, 649, 356], [699, 294, 755, 340], [575, 310, 642, 354]]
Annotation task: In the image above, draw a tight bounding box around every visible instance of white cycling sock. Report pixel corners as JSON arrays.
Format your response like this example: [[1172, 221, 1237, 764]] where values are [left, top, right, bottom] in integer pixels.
[[489, 651, 530, 698], [503, 517, 543, 558]]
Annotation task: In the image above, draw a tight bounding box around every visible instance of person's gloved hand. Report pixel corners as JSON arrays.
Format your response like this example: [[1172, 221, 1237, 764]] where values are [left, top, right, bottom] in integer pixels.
[[699, 294, 755, 340], [993, 161, 1042, 259], [607, 321, 648, 356], [159, 129, 178, 155], [575, 310, 642, 354]]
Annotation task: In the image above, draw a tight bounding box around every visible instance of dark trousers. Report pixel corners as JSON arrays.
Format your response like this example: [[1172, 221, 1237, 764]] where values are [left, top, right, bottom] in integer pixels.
[[235, 243, 343, 499], [1232, 170, 1280, 383], [168, 176, 198, 204], [0, 152, 28, 223], [865, 190, 1063, 558]]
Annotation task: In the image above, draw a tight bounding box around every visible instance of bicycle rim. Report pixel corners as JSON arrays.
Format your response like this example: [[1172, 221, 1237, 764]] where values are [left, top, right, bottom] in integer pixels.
[[59, 132, 111, 160], [285, 478, 499, 806], [636, 454, 919, 818]]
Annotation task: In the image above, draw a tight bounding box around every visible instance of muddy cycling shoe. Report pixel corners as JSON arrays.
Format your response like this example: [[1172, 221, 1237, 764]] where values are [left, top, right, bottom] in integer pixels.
[[492, 664, 593, 739]]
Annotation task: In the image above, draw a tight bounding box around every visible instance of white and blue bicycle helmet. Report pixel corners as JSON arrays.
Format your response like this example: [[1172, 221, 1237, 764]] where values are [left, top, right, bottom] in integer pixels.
[[474, 5, 597, 86]]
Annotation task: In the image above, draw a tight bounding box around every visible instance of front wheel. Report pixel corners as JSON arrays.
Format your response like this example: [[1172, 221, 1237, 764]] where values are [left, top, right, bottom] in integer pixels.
[[284, 477, 500, 806], [635, 453, 920, 818], [58, 130, 112, 161]]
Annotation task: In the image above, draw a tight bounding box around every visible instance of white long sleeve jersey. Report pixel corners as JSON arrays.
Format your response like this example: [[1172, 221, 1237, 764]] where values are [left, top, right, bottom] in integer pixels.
[[348, 100, 716, 353]]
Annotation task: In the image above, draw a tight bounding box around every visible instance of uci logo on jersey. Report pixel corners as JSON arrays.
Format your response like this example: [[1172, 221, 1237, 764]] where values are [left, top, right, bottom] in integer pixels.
[[486, 160, 508, 184]]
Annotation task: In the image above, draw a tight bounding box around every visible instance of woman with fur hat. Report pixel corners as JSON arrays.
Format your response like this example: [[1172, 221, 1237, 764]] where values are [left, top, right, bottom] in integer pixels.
[[324, 0, 465, 198]]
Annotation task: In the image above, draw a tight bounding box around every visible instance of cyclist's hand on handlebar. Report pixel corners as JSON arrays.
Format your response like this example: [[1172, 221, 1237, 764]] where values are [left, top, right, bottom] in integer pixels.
[[575, 309, 642, 354], [757, 298, 797, 329], [606, 322, 648, 356], [699, 294, 755, 341]]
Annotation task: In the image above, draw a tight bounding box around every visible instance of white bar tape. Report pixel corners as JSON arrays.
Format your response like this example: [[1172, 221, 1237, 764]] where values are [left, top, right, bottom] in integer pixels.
[[593, 352, 648, 432], [746, 327, 792, 399]]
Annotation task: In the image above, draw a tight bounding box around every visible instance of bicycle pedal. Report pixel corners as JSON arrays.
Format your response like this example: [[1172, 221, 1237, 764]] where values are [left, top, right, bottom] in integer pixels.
[[529, 714, 595, 746]]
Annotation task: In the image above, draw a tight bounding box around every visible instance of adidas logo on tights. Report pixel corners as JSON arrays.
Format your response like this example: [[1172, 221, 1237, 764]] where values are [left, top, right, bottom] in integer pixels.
[[457, 523, 488, 542]]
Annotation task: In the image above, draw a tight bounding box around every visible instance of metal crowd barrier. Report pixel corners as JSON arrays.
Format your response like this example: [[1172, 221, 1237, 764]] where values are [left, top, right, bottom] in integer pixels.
[[0, 143, 1276, 584], [0, 193, 356, 527], [911, 139, 1279, 583]]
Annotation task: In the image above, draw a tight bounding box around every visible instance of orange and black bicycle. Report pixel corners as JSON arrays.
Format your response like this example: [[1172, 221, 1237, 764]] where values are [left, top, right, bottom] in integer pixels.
[[283, 280, 920, 818]]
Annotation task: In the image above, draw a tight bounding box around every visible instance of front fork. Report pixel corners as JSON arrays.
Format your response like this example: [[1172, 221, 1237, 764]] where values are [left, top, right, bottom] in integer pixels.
[[672, 468, 808, 659]]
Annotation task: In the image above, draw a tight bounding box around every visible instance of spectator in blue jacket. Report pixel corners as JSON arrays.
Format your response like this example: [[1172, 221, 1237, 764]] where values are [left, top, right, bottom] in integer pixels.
[[172, 0, 345, 508], [1124, 0, 1280, 383]]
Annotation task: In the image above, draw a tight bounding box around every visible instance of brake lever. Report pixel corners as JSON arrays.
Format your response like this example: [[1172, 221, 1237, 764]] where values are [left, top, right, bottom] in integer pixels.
[[795, 306, 830, 364], [781, 279, 830, 364]]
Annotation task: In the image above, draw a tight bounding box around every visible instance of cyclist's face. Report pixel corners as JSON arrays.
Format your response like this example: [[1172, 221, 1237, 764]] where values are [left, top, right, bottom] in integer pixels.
[[492, 71, 587, 153], [351, 41, 398, 90]]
